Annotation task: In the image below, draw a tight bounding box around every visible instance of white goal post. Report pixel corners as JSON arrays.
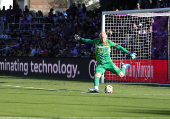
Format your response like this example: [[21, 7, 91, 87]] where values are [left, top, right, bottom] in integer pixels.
[[101, 8, 170, 84]]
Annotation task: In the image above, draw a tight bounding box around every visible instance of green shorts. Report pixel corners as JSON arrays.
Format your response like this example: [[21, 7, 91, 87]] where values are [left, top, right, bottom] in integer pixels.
[[95, 61, 121, 76]]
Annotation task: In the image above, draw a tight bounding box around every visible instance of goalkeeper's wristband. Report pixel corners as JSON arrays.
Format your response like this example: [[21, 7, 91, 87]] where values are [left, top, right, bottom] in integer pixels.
[[77, 36, 82, 41], [128, 52, 131, 55], [128, 52, 133, 57]]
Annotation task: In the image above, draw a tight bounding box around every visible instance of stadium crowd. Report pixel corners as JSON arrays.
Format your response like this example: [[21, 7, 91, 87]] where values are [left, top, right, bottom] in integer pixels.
[[0, 1, 168, 59]]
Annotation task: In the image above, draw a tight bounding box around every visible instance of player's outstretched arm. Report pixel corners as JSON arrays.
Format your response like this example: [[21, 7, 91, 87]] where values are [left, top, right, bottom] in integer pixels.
[[74, 34, 95, 44], [117, 46, 137, 59], [117, 45, 137, 59], [109, 41, 137, 59], [116, 45, 137, 59]]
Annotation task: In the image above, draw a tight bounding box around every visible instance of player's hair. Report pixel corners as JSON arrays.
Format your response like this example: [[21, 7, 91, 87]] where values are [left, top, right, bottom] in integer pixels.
[[99, 32, 107, 38]]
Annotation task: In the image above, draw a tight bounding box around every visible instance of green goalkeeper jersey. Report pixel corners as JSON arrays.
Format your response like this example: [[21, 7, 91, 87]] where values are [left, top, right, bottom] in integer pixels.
[[81, 38, 129, 64]]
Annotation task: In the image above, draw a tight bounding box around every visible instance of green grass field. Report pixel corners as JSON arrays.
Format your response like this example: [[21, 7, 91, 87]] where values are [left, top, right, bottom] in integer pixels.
[[0, 75, 170, 119]]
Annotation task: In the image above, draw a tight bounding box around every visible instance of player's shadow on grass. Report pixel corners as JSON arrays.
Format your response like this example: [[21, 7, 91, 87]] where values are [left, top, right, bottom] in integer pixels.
[[67, 103, 170, 116], [119, 108, 170, 116]]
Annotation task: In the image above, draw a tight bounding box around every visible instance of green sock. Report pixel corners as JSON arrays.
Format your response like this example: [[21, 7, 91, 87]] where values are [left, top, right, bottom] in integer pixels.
[[120, 67, 126, 77], [94, 77, 100, 86]]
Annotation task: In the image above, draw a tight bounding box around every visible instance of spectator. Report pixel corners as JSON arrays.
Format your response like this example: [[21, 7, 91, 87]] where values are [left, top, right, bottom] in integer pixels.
[[157, 0, 165, 8], [135, 3, 141, 10], [21, 16, 29, 23], [0, 31, 8, 39], [32, 18, 38, 23], [27, 12, 33, 23], [49, 17, 54, 23], [48, 8, 54, 18], [78, 3, 86, 20], [70, 46, 78, 56], [24, 5, 29, 17], [29, 44, 36, 56], [66, 7, 71, 18], [14, 5, 22, 23], [70, 2, 78, 19], [51, 24, 56, 31], [77, 3, 83, 18], [63, 24, 73, 42], [6, 5, 13, 20], [58, 12, 65, 23], [1, 6, 6, 17]]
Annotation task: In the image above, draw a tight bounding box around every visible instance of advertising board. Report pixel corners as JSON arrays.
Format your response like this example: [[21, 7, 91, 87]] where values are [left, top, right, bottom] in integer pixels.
[[105, 59, 168, 83], [0, 57, 168, 84]]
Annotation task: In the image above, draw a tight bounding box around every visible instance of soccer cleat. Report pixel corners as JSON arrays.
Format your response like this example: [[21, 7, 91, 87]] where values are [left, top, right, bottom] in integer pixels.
[[88, 88, 99, 93], [121, 63, 131, 68]]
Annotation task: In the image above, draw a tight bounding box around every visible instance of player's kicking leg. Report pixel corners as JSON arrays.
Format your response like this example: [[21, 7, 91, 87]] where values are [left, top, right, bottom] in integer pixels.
[[117, 63, 131, 78]]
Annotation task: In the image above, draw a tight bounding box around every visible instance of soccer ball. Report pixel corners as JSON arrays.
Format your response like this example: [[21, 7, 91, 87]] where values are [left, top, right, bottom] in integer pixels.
[[104, 85, 113, 93]]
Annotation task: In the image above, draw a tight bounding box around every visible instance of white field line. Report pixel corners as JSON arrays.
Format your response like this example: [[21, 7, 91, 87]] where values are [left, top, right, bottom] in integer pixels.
[[1, 85, 170, 95], [2, 85, 87, 93]]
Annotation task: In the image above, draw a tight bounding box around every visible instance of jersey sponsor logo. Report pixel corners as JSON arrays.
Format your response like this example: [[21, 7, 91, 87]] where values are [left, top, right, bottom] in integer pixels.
[[97, 46, 105, 48]]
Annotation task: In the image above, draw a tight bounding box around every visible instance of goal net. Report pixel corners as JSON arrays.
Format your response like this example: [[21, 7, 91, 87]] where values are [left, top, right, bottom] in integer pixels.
[[101, 8, 170, 84]]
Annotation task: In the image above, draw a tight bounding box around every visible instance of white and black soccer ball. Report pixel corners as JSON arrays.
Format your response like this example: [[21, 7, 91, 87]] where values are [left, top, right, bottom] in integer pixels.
[[104, 85, 113, 93]]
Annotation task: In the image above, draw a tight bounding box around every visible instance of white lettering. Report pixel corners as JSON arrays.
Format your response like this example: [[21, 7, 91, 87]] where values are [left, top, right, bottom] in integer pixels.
[[61, 64, 66, 74], [11, 62, 14, 71], [34, 63, 38, 73], [72, 65, 77, 78], [67, 64, 72, 78], [39, 63, 42, 73], [53, 64, 58, 73], [58, 60, 61, 73], [24, 63, 28, 75], [30, 61, 34, 73], [43, 60, 47, 73], [48, 63, 52, 73]]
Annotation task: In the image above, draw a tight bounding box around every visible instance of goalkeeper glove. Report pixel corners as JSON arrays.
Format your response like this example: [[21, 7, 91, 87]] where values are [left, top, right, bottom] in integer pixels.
[[74, 34, 82, 41], [128, 52, 137, 59]]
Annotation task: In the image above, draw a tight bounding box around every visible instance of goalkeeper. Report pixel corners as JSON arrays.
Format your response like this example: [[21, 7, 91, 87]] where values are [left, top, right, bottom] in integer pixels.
[[75, 32, 136, 93]]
